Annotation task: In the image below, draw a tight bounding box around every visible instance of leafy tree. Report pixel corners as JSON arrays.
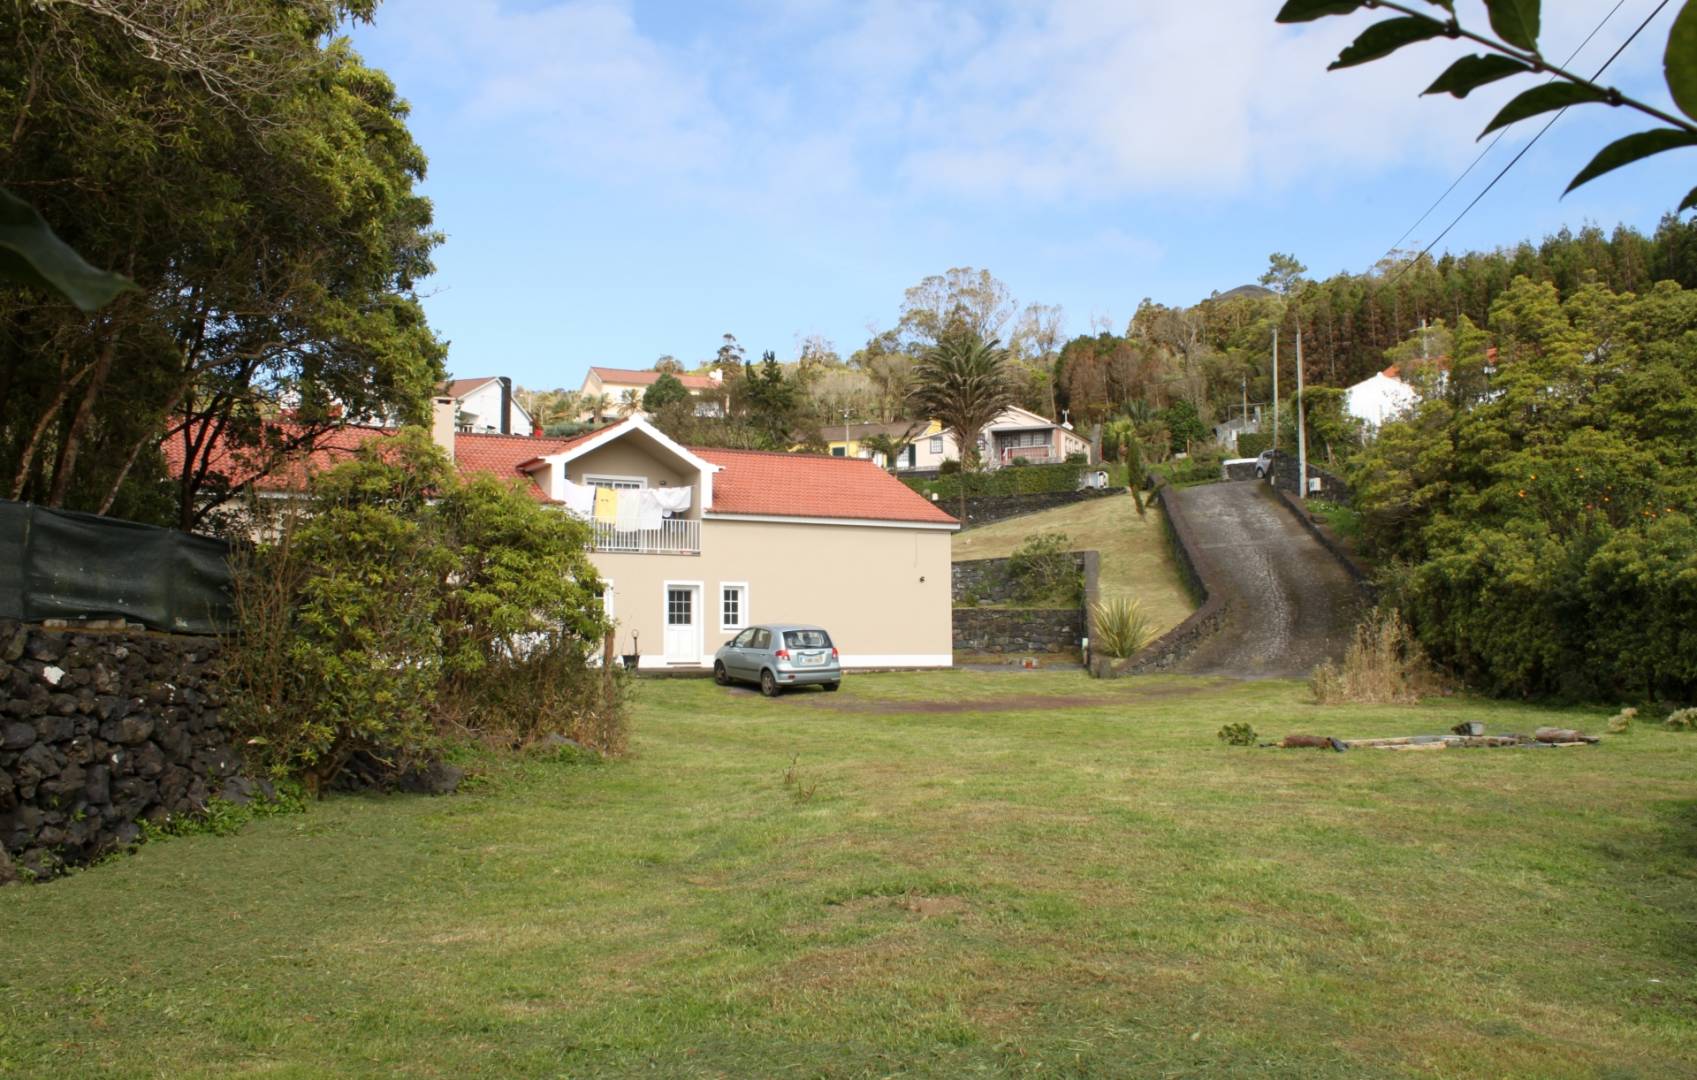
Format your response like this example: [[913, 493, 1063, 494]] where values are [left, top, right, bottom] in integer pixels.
[[642, 372, 690, 412], [860, 422, 925, 475], [654, 355, 683, 375], [738, 351, 804, 448], [899, 267, 1017, 347], [1277, 0, 1697, 207], [1161, 399, 1207, 454], [910, 334, 1013, 521], [1350, 277, 1697, 700], [0, 0, 445, 527], [1259, 253, 1309, 297], [713, 333, 745, 375]]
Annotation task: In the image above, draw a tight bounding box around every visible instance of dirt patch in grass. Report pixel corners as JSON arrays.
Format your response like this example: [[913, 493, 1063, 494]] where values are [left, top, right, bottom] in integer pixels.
[[801, 680, 1233, 715]]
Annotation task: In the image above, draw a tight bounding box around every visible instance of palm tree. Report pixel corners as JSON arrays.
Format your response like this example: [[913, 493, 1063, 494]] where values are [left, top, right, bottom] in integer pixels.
[[909, 334, 1013, 522], [616, 389, 642, 418], [581, 393, 612, 425]]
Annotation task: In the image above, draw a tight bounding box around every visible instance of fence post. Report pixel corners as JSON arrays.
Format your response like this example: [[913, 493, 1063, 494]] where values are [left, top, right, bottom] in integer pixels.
[[601, 627, 616, 707]]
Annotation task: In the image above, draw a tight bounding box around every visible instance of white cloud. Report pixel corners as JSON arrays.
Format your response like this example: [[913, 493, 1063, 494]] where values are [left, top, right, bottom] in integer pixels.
[[365, 0, 1667, 206]]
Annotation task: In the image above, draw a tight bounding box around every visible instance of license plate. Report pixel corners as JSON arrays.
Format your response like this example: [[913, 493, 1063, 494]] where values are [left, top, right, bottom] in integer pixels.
[[800, 653, 825, 666]]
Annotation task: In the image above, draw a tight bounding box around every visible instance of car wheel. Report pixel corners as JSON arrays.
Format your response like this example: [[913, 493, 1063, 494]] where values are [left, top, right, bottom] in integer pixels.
[[713, 662, 730, 686], [760, 669, 781, 697], [823, 681, 840, 692], [1255, 467, 1266, 479]]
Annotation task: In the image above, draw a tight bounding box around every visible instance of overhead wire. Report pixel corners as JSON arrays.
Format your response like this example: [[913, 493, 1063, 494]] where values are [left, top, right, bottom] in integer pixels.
[[1387, 0, 1674, 284], [1380, 0, 1630, 259]]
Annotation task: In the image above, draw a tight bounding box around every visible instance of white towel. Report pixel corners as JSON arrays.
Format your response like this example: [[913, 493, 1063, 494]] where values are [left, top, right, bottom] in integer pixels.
[[636, 489, 665, 531], [614, 488, 642, 531], [559, 479, 596, 519], [652, 486, 692, 513]]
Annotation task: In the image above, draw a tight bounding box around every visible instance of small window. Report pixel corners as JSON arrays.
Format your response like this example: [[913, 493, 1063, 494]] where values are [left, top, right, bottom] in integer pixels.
[[585, 474, 645, 490], [752, 628, 771, 650], [720, 583, 749, 631], [831, 446, 846, 457], [784, 629, 832, 649], [731, 628, 756, 648], [929, 435, 943, 454]]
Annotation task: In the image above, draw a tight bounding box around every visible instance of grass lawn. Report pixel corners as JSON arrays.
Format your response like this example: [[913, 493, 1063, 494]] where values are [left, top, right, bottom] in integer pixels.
[[3, 671, 1696, 1077], [952, 493, 1194, 636]]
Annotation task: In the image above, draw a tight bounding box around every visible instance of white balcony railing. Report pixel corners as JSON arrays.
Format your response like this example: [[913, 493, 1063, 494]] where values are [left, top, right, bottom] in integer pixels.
[[590, 517, 700, 555]]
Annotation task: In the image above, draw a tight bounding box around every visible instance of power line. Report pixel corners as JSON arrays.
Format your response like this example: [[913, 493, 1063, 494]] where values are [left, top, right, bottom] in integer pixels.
[[1388, 0, 1674, 286], [1381, 0, 1630, 260]]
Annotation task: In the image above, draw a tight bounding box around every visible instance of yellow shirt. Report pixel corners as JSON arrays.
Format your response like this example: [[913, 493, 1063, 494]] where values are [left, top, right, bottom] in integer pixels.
[[593, 485, 618, 524]]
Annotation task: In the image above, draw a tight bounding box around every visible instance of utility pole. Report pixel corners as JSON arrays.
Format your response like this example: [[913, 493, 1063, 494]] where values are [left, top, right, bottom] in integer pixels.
[[1271, 326, 1280, 451], [1296, 324, 1308, 501]]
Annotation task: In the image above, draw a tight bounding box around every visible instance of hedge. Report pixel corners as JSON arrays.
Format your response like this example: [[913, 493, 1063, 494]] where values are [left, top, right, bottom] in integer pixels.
[[903, 462, 1084, 500], [1236, 432, 1272, 458]]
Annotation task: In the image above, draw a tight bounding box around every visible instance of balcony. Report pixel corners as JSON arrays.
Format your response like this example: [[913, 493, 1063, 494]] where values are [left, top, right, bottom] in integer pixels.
[[590, 517, 700, 555]]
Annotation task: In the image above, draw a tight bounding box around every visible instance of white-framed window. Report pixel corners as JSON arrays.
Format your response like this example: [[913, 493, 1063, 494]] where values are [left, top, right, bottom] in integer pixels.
[[584, 473, 645, 490], [600, 579, 614, 619], [720, 582, 749, 631], [929, 435, 944, 454]]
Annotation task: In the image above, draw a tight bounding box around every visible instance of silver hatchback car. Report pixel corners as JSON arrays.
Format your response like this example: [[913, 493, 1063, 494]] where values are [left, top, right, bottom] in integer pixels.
[[714, 623, 841, 696]]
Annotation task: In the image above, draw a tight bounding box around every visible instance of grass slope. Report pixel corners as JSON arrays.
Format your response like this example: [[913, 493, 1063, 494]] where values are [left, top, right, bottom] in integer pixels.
[[952, 493, 1194, 635], [2, 672, 1695, 1077]]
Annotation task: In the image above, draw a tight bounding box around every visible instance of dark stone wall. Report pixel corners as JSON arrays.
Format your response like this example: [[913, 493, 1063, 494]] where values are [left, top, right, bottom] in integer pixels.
[[0, 622, 248, 882], [957, 487, 1121, 529], [1222, 460, 1259, 481], [953, 608, 1085, 656], [1264, 449, 1350, 502], [952, 553, 1089, 605]]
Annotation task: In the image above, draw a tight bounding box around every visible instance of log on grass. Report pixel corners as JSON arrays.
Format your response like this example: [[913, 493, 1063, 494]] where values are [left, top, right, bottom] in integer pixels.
[[1534, 727, 1600, 745], [1280, 735, 1335, 749]]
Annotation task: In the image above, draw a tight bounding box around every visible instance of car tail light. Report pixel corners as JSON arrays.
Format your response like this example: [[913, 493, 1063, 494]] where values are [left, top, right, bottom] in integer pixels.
[[775, 649, 791, 661], [831, 647, 839, 659]]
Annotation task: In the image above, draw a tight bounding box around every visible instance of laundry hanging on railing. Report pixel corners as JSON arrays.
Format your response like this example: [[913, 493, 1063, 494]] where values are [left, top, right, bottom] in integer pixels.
[[651, 487, 691, 514], [593, 485, 618, 524], [635, 490, 665, 531], [559, 478, 596, 518]]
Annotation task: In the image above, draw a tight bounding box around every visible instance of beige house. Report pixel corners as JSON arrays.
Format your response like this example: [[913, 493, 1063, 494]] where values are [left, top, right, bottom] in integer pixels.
[[576, 366, 726, 420], [439, 408, 956, 670], [440, 376, 535, 436]]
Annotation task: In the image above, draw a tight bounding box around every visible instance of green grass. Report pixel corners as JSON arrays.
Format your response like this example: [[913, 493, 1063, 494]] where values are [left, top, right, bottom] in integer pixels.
[[1308, 498, 1365, 545], [3, 671, 1696, 1077], [953, 492, 1194, 636]]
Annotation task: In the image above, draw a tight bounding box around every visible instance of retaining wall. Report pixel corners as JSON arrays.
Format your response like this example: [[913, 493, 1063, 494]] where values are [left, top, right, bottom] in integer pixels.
[[954, 487, 1121, 529], [952, 552, 1089, 605], [1090, 484, 1229, 677], [952, 551, 1098, 658], [0, 621, 250, 882], [1265, 449, 1350, 502]]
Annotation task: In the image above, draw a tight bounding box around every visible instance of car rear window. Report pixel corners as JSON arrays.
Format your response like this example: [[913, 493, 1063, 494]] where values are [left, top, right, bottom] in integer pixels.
[[784, 630, 832, 649]]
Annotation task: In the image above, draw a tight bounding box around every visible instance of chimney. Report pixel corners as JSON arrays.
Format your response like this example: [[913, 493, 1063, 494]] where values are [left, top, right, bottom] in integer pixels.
[[499, 376, 513, 435], [431, 396, 456, 462]]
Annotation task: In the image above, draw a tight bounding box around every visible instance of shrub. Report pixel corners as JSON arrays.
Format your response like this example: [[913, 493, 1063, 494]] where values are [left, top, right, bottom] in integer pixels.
[[1236, 432, 1272, 459], [1667, 708, 1697, 731], [1091, 597, 1154, 659], [1217, 722, 1257, 746], [1005, 531, 1081, 605], [1310, 608, 1439, 705], [226, 428, 620, 792], [1606, 707, 1638, 734]]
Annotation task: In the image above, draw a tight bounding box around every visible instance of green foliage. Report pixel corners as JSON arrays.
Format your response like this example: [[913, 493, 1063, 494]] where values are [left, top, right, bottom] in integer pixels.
[[1351, 278, 1697, 701], [910, 334, 1014, 485], [1606, 707, 1637, 735], [0, 187, 135, 311], [913, 462, 1083, 500], [1004, 531, 1082, 605], [1161, 399, 1207, 453], [1280, 0, 1697, 207], [1666, 707, 1697, 730], [1090, 597, 1155, 659], [1216, 722, 1258, 747], [642, 372, 690, 412], [0, 3, 445, 525], [1237, 432, 1273, 458], [227, 428, 614, 791]]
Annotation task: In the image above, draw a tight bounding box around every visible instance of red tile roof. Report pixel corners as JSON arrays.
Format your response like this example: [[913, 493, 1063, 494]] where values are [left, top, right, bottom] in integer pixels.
[[164, 419, 954, 525], [589, 366, 718, 391], [693, 447, 957, 525]]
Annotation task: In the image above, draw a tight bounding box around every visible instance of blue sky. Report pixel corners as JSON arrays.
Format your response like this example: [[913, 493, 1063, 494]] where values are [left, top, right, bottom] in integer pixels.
[[348, 1, 1691, 392]]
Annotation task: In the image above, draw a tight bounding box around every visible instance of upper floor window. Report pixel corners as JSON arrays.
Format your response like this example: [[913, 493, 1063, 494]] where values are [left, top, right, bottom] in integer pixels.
[[929, 435, 944, 454], [584, 474, 645, 490]]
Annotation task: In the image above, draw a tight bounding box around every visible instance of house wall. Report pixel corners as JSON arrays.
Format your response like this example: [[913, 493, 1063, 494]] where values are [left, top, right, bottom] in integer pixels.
[[458, 382, 534, 436], [594, 518, 953, 670], [567, 436, 701, 519]]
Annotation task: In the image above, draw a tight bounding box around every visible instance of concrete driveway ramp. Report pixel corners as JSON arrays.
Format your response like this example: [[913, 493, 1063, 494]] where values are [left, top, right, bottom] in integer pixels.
[[1168, 482, 1361, 678]]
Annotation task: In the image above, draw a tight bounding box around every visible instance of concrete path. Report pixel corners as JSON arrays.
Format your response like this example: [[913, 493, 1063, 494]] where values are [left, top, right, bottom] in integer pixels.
[[1168, 481, 1362, 678]]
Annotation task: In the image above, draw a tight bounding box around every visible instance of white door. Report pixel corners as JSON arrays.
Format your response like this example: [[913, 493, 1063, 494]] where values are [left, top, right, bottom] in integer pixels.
[[664, 585, 700, 664]]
